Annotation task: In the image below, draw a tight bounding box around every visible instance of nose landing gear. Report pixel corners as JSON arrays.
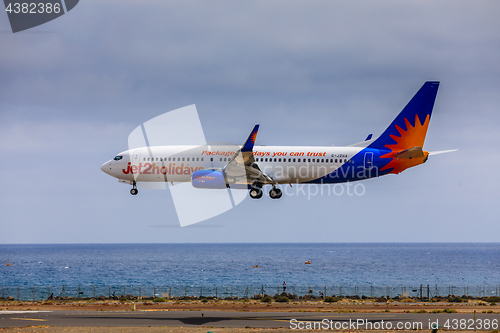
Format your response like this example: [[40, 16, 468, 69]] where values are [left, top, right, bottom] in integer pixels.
[[130, 182, 138, 195]]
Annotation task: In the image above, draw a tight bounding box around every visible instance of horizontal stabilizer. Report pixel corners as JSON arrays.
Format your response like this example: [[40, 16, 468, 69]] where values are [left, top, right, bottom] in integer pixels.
[[395, 146, 424, 159], [428, 149, 459, 156]]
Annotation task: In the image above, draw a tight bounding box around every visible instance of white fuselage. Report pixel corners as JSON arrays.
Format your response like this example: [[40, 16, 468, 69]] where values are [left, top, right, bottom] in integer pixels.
[[101, 145, 364, 185]]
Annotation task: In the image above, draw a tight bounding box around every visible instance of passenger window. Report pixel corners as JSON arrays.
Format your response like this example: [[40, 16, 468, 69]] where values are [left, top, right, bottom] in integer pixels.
[[293, 158, 296, 162], [196, 158, 199, 161], [143, 158, 146, 161], [335, 159, 338, 163], [187, 158, 189, 161], [220, 158, 222, 161], [265, 158, 268, 162], [278, 158, 281, 162], [210, 158, 213, 161]]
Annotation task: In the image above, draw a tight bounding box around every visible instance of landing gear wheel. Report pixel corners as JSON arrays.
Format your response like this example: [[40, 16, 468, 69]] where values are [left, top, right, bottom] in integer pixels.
[[130, 182, 138, 195], [269, 188, 282, 199], [249, 187, 263, 199]]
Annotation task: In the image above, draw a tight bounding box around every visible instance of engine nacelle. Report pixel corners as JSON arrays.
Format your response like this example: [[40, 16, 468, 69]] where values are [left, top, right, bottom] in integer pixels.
[[191, 169, 228, 189]]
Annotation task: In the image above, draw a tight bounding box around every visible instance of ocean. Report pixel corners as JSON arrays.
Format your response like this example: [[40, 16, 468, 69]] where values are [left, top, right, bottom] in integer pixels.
[[0, 243, 499, 299]]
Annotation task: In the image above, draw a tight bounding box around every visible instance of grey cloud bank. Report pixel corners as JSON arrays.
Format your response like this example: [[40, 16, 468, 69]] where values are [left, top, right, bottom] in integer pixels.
[[0, 0, 499, 243]]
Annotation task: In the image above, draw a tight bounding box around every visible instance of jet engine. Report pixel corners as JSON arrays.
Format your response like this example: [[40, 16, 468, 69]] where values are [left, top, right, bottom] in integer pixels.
[[191, 169, 228, 189]]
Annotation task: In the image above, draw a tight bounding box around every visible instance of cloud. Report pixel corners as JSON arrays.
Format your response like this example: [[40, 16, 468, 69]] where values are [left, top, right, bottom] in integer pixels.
[[0, 0, 499, 243]]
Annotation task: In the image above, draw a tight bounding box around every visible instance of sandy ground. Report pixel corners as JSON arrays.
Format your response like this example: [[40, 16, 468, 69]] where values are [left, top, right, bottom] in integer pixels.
[[0, 299, 498, 313]]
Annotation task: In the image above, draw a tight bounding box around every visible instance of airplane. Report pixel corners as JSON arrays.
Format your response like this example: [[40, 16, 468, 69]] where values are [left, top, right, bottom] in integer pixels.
[[101, 81, 456, 199]]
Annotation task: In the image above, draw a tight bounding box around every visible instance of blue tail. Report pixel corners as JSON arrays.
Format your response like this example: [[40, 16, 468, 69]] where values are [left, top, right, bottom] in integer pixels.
[[368, 81, 439, 151]]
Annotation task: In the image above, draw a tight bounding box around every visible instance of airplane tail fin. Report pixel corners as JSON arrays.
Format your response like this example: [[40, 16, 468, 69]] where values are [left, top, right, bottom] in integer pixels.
[[368, 81, 439, 151]]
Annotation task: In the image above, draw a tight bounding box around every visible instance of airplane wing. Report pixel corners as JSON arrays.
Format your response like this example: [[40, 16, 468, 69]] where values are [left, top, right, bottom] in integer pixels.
[[223, 125, 275, 187]]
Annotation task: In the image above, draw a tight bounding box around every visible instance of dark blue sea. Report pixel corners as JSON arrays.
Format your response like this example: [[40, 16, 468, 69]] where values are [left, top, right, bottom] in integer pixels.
[[1, 243, 499, 299]]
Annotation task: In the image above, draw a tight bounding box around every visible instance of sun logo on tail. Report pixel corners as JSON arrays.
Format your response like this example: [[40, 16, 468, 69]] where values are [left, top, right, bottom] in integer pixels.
[[380, 114, 431, 174], [250, 131, 257, 144]]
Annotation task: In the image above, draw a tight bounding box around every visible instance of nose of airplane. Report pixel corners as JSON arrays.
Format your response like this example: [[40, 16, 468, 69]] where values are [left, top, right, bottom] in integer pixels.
[[101, 161, 112, 175]]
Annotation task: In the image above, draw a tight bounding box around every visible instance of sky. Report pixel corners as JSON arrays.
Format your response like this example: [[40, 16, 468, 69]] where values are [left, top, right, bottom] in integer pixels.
[[0, 0, 499, 243]]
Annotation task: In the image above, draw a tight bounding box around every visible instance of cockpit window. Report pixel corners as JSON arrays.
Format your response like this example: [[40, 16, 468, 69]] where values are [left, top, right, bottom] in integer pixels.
[[113, 156, 123, 161]]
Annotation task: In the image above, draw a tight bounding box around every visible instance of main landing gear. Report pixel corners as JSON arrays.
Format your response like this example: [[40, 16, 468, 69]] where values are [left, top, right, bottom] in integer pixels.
[[130, 182, 138, 195], [249, 185, 282, 199], [249, 187, 263, 199], [269, 187, 282, 199]]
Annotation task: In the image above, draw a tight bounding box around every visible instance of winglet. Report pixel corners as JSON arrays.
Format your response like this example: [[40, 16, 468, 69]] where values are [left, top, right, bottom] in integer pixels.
[[241, 125, 259, 152], [365, 134, 373, 141]]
